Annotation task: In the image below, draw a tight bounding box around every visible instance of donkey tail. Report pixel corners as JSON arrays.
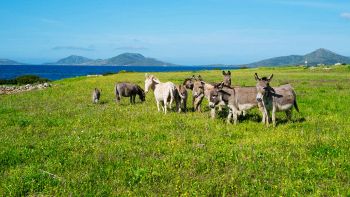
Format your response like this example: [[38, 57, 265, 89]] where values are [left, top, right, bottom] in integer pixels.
[[293, 99, 299, 113]]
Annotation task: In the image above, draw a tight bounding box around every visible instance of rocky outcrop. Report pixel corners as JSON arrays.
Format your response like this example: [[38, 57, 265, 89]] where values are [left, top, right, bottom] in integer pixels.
[[0, 83, 52, 95]]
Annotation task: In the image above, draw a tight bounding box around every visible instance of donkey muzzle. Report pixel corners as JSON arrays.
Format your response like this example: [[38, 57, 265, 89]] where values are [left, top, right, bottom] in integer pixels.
[[209, 102, 216, 108]]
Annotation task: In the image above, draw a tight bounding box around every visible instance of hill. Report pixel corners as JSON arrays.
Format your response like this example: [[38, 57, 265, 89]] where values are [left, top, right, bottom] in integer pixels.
[[0, 59, 25, 65], [48, 55, 92, 65], [247, 48, 350, 67], [49, 53, 175, 66]]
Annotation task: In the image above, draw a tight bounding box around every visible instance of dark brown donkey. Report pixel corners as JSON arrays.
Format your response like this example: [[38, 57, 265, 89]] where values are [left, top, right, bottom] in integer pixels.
[[115, 82, 145, 104], [255, 73, 299, 127], [175, 84, 188, 112]]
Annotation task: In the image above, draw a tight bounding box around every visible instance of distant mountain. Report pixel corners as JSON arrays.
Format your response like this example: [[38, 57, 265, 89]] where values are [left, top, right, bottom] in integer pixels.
[[49, 53, 175, 66], [247, 48, 350, 67], [48, 55, 92, 65], [0, 59, 25, 65]]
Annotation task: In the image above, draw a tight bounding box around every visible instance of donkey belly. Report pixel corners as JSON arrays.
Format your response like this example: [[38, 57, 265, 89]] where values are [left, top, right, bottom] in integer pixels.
[[238, 103, 256, 111], [154, 91, 170, 101], [276, 103, 293, 111]]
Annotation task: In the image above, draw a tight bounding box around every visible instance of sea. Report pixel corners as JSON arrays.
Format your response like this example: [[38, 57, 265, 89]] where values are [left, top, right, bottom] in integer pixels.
[[0, 65, 238, 80]]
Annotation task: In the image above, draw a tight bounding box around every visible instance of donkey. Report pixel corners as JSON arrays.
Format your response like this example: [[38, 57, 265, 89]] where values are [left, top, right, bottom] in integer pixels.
[[222, 70, 231, 86], [192, 74, 228, 114], [144, 73, 176, 114], [255, 73, 299, 127], [192, 79, 206, 112], [115, 82, 145, 104], [175, 84, 188, 112], [208, 83, 263, 124], [92, 88, 101, 104]]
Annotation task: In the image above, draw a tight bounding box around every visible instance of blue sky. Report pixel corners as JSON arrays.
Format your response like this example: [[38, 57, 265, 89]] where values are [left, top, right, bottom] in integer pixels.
[[1, 0, 350, 65]]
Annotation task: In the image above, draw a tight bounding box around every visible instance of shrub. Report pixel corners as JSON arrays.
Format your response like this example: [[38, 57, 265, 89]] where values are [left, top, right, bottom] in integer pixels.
[[102, 72, 115, 76], [0, 75, 50, 85], [15, 75, 49, 85]]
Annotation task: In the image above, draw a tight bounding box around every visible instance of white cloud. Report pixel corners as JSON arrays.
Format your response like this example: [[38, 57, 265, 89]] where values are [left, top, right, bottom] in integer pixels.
[[39, 18, 63, 25], [341, 12, 350, 19], [273, 0, 341, 9], [114, 46, 149, 51], [52, 46, 95, 51]]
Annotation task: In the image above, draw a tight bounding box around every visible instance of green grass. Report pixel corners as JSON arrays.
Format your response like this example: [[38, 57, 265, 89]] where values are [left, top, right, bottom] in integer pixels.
[[1, 66, 350, 196]]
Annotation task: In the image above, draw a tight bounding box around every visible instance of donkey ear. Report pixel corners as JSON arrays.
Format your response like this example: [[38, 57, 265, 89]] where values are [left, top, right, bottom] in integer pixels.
[[191, 75, 195, 79], [222, 71, 226, 75], [228, 71, 231, 75], [198, 75, 203, 81], [267, 74, 274, 81], [254, 73, 261, 81]]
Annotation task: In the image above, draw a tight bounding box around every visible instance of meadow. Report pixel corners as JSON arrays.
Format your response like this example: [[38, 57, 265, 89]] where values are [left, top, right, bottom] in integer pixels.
[[1, 66, 350, 196]]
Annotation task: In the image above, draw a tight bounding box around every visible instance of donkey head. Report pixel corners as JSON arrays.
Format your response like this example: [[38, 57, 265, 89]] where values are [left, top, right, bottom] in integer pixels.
[[192, 79, 205, 98], [254, 73, 274, 102], [144, 73, 160, 93], [183, 75, 196, 90], [137, 85, 146, 102], [222, 70, 231, 86], [208, 82, 232, 108]]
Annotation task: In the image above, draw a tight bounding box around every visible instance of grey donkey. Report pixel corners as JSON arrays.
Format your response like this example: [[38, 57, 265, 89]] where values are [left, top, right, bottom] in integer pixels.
[[92, 88, 101, 103], [208, 83, 263, 124], [255, 73, 299, 127], [115, 82, 145, 104]]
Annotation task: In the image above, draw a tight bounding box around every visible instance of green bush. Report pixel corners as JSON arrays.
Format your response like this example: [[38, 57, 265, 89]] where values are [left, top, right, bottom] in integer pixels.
[[102, 72, 115, 76], [0, 75, 50, 85]]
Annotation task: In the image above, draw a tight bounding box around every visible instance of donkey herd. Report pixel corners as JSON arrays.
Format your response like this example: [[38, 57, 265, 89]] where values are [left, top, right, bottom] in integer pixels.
[[92, 71, 299, 127]]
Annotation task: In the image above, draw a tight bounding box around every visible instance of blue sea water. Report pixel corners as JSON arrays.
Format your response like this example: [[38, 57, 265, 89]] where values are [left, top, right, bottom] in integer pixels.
[[0, 65, 238, 80]]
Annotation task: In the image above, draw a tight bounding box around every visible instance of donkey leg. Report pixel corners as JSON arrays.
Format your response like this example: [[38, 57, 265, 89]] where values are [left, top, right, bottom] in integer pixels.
[[210, 108, 216, 119], [183, 99, 187, 112], [286, 109, 292, 121], [176, 99, 181, 113], [156, 100, 161, 112], [164, 100, 168, 114], [266, 111, 270, 126], [169, 95, 173, 110], [226, 109, 232, 124], [261, 110, 266, 124], [116, 94, 121, 103], [233, 113, 238, 125], [272, 107, 276, 127]]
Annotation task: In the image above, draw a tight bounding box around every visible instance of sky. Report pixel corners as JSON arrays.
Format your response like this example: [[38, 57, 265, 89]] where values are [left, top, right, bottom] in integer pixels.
[[1, 0, 350, 65]]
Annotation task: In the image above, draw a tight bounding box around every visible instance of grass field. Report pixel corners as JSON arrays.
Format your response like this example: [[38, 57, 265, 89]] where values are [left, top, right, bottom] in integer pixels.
[[1, 66, 350, 196]]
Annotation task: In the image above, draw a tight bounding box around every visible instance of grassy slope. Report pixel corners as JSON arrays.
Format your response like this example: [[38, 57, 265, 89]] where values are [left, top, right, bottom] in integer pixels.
[[1, 66, 350, 196]]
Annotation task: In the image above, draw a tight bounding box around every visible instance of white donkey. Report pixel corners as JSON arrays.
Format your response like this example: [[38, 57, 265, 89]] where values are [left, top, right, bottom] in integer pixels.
[[144, 73, 176, 114]]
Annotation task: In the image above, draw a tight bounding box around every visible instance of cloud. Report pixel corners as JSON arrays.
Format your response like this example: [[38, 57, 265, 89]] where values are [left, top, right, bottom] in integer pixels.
[[273, 0, 341, 9], [341, 12, 350, 19], [40, 18, 63, 25], [114, 46, 149, 51], [52, 46, 95, 51]]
